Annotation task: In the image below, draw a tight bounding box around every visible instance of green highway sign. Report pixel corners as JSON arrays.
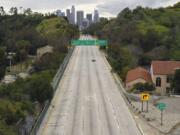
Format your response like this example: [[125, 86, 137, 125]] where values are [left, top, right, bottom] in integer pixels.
[[98, 40, 108, 46], [157, 103, 167, 111], [71, 40, 108, 46]]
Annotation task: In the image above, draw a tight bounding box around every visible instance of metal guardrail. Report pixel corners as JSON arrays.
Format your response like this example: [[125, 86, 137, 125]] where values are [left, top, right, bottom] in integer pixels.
[[30, 47, 74, 135], [30, 101, 50, 135]]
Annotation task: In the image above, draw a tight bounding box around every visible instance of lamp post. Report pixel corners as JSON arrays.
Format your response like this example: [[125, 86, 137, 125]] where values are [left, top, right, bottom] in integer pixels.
[[7, 55, 12, 72], [7, 52, 16, 72]]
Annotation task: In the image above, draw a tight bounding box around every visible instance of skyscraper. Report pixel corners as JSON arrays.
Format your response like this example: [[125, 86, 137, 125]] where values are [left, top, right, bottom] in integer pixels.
[[82, 18, 90, 30], [86, 14, 92, 24], [94, 10, 100, 23], [77, 11, 84, 27], [70, 5, 75, 25], [56, 10, 65, 17], [66, 9, 71, 23]]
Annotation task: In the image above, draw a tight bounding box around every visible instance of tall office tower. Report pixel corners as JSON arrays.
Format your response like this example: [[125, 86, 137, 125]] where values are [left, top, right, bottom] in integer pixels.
[[66, 9, 71, 23], [82, 18, 90, 30], [61, 12, 65, 17], [94, 10, 100, 23], [77, 11, 84, 27], [70, 5, 75, 25], [86, 14, 92, 24], [56, 10, 62, 17], [56, 10, 65, 17]]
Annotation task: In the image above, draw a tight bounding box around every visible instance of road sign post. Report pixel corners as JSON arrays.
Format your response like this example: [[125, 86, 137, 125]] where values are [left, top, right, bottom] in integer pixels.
[[156, 103, 167, 126], [161, 110, 163, 125], [140, 93, 150, 112]]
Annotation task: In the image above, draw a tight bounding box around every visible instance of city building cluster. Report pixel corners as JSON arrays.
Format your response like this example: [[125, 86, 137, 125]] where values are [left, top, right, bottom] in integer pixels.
[[56, 5, 100, 30]]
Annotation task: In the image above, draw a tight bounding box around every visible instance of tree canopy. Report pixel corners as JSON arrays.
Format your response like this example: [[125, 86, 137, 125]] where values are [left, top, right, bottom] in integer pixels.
[[84, 2, 180, 80]]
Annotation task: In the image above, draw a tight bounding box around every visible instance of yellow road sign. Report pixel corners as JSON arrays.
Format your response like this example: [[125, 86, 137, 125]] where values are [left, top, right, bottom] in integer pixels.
[[141, 93, 150, 101]]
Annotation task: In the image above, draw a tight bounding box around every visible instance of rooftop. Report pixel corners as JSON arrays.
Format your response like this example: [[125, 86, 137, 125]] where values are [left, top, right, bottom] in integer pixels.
[[152, 61, 180, 75], [126, 67, 152, 83]]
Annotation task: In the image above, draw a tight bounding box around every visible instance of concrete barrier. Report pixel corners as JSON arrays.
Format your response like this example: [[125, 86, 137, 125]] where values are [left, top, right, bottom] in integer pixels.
[[30, 47, 75, 135]]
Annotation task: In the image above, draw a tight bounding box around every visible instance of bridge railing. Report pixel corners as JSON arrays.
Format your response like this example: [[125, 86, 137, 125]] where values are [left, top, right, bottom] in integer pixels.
[[30, 47, 74, 135], [51, 47, 74, 90]]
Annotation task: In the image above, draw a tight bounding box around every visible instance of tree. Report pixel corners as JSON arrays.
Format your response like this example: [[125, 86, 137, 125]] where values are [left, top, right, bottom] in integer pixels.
[[138, 55, 151, 66], [16, 40, 31, 52], [9, 7, 18, 15], [0, 6, 5, 16], [173, 69, 180, 94], [26, 74, 53, 103], [0, 48, 6, 80], [13, 40, 31, 62], [23, 8, 32, 15], [173, 2, 180, 8]]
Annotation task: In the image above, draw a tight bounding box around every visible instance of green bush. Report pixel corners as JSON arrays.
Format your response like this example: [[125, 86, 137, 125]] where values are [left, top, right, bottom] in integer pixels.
[[133, 82, 155, 92], [26, 73, 53, 103]]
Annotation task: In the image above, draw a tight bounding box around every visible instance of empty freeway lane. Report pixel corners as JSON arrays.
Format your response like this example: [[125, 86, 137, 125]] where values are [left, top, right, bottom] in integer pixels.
[[38, 45, 141, 135]]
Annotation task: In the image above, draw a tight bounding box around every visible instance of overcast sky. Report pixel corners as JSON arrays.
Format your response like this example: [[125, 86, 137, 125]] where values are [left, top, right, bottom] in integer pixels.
[[0, 0, 180, 17]]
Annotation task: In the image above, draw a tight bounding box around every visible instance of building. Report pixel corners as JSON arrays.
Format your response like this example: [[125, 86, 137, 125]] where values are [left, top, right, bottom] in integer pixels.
[[70, 5, 75, 25], [77, 11, 84, 27], [56, 10, 61, 16], [150, 61, 180, 95], [126, 67, 152, 90], [66, 9, 71, 23], [37, 45, 54, 59], [81, 18, 90, 30], [94, 10, 100, 23], [86, 14, 92, 24], [56, 10, 65, 17], [61, 12, 65, 17]]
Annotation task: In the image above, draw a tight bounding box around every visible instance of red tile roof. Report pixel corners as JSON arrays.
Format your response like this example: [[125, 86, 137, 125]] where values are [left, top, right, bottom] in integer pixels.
[[126, 67, 152, 83], [152, 61, 180, 75]]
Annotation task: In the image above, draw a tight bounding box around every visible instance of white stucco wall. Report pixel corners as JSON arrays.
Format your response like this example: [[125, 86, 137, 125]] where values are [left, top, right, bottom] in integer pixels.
[[126, 78, 147, 90], [151, 74, 170, 95]]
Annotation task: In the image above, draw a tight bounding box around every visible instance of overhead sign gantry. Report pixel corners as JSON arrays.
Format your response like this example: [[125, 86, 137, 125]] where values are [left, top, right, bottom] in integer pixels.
[[71, 40, 108, 46]]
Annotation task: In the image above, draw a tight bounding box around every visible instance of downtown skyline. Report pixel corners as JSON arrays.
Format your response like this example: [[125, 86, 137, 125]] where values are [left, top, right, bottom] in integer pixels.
[[56, 5, 100, 30], [1, 0, 180, 17]]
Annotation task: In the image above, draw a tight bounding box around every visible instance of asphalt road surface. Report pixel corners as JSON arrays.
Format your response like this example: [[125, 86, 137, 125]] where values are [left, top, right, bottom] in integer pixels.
[[38, 41, 141, 135]]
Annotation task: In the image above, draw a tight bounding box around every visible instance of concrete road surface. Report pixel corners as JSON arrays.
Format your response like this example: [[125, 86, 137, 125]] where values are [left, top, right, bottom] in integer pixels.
[[38, 44, 141, 135]]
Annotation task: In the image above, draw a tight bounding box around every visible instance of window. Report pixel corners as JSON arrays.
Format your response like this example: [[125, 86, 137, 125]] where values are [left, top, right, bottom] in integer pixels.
[[167, 76, 171, 83], [156, 77, 161, 87]]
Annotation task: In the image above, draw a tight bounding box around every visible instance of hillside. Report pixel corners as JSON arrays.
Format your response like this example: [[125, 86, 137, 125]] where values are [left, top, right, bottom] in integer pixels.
[[84, 2, 180, 80], [0, 10, 79, 135]]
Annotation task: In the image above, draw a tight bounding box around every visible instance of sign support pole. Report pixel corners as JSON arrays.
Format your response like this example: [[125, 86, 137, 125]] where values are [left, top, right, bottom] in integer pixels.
[[161, 110, 163, 126], [157, 102, 167, 126], [141, 101, 144, 112]]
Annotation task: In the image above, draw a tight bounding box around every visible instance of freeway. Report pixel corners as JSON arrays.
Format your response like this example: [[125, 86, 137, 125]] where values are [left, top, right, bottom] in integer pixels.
[[38, 36, 141, 135]]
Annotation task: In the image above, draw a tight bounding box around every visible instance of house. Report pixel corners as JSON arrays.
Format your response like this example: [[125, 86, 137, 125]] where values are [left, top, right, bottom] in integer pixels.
[[150, 61, 180, 95], [37, 45, 54, 59], [126, 67, 152, 90]]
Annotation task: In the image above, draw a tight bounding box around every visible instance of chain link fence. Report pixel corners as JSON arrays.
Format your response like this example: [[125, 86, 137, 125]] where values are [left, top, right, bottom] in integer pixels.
[[30, 47, 75, 135]]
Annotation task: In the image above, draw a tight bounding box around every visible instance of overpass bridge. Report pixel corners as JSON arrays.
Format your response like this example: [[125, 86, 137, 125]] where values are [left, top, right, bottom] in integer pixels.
[[37, 35, 141, 135]]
